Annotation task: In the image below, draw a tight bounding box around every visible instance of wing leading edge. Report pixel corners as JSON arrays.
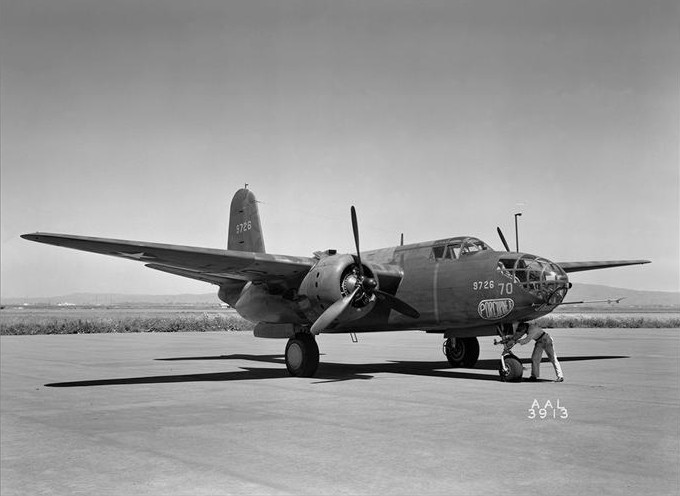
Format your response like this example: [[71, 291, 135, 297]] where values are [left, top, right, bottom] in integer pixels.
[[21, 232, 315, 285], [556, 260, 650, 273]]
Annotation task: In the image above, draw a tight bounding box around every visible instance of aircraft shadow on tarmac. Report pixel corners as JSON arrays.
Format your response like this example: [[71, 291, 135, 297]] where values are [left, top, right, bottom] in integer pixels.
[[44, 354, 629, 387]]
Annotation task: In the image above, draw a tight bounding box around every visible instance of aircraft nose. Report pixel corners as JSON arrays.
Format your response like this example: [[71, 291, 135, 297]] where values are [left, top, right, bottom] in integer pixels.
[[539, 259, 570, 305], [498, 254, 570, 305]]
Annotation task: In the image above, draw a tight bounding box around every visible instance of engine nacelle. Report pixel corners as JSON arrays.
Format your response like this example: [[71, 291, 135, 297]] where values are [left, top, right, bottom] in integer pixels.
[[298, 253, 377, 326]]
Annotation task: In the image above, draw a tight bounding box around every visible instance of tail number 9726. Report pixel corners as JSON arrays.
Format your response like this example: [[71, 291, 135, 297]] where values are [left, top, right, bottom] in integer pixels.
[[236, 221, 252, 234]]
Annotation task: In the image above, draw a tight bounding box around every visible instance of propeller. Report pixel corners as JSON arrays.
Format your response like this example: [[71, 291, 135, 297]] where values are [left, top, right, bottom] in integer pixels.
[[310, 287, 360, 335], [375, 290, 420, 318], [311, 206, 420, 334], [350, 206, 378, 295], [497, 227, 511, 252], [351, 206, 419, 318]]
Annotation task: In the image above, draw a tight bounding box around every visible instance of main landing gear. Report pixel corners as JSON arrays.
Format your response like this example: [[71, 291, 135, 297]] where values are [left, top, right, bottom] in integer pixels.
[[284, 333, 484, 378], [443, 337, 480, 368], [285, 333, 319, 377]]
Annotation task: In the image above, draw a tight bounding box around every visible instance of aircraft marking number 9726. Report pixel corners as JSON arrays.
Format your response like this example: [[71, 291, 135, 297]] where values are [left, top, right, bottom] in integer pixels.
[[473, 280, 495, 290], [236, 221, 252, 234]]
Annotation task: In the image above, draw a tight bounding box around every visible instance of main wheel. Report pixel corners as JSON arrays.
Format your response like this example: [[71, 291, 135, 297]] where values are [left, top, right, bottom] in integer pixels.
[[285, 333, 319, 377], [499, 355, 523, 382], [444, 337, 480, 368]]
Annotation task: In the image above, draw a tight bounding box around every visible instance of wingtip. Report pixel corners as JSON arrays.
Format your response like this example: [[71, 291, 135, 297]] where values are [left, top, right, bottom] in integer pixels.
[[21, 232, 60, 243]]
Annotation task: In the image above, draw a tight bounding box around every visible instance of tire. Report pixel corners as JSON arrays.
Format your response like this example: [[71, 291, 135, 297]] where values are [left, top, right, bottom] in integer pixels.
[[499, 355, 523, 382], [285, 333, 319, 377], [444, 337, 480, 368]]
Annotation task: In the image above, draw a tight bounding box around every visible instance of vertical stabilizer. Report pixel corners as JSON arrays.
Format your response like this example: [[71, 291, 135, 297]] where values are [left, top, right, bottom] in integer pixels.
[[228, 188, 265, 253]]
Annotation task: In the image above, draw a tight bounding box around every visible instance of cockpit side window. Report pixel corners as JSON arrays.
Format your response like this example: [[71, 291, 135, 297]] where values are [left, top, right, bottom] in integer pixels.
[[431, 238, 488, 260], [445, 243, 461, 259], [430, 245, 445, 260], [460, 238, 489, 256]]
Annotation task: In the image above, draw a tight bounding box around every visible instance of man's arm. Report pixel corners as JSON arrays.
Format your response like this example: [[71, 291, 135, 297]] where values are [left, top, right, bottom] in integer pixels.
[[517, 324, 542, 345], [508, 330, 528, 345]]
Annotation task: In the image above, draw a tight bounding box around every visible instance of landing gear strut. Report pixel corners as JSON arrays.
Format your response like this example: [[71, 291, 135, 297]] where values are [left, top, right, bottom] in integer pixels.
[[443, 337, 480, 368], [285, 333, 319, 377], [494, 327, 523, 382], [498, 351, 523, 382]]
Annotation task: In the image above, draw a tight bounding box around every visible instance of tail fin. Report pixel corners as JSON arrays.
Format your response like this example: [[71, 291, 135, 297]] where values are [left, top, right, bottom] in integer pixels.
[[228, 188, 265, 253]]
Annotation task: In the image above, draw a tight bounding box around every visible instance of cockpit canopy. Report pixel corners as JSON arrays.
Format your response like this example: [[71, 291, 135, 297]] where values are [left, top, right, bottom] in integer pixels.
[[430, 237, 491, 260], [498, 255, 569, 305]]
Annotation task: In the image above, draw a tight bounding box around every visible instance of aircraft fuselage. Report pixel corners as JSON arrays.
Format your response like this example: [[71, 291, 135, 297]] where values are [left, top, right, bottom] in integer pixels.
[[227, 236, 570, 337]]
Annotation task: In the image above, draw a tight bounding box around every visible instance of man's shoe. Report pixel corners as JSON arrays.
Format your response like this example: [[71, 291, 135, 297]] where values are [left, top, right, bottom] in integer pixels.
[[555, 377, 564, 382], [526, 376, 538, 382]]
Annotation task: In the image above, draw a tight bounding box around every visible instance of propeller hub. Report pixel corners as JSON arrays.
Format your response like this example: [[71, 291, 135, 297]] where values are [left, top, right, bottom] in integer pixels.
[[341, 265, 377, 308], [341, 272, 360, 296], [362, 277, 378, 291]]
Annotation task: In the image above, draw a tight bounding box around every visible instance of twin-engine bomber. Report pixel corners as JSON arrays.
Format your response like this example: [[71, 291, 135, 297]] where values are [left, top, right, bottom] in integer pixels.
[[23, 188, 650, 379]]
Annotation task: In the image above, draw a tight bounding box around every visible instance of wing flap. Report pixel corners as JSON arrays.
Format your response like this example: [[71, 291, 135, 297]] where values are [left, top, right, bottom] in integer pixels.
[[22, 232, 315, 284], [145, 264, 246, 285], [557, 260, 650, 273]]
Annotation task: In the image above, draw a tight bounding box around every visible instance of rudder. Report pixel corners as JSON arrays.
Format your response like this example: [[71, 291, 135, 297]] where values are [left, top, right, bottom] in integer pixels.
[[228, 188, 265, 253]]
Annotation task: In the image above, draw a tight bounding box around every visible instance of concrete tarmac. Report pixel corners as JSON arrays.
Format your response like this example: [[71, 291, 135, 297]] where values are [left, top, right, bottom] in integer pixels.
[[2, 329, 678, 495]]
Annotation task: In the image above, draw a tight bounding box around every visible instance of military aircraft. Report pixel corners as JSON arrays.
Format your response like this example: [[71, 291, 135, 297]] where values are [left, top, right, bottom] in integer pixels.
[[22, 187, 649, 379]]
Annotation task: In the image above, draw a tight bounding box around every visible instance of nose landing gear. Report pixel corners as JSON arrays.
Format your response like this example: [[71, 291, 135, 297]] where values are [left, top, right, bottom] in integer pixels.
[[494, 326, 524, 382], [498, 349, 523, 382]]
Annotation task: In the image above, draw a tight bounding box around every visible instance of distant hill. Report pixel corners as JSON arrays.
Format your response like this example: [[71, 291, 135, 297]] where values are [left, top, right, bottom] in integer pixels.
[[2, 284, 678, 309]]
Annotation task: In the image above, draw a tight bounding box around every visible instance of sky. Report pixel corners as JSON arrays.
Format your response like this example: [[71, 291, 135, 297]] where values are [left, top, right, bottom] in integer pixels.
[[1, 0, 678, 298]]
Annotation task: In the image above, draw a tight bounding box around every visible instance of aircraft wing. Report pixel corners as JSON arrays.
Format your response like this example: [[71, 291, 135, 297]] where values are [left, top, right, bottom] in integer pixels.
[[21, 232, 316, 285], [556, 260, 650, 273]]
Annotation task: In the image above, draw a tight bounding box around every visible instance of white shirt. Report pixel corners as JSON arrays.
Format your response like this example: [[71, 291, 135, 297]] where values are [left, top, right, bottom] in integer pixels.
[[516, 324, 544, 345]]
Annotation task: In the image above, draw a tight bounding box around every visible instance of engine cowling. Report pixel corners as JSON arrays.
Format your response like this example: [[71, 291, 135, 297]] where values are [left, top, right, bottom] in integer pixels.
[[298, 253, 377, 327]]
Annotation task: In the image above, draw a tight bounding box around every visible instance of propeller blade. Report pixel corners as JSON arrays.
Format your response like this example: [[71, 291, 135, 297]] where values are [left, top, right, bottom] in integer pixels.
[[348, 205, 419, 320], [375, 289, 420, 319], [310, 287, 360, 335], [350, 206, 364, 278], [497, 227, 511, 252]]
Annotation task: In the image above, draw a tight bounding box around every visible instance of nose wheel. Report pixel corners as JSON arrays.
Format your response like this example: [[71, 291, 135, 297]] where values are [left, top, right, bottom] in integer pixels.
[[499, 353, 523, 382]]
